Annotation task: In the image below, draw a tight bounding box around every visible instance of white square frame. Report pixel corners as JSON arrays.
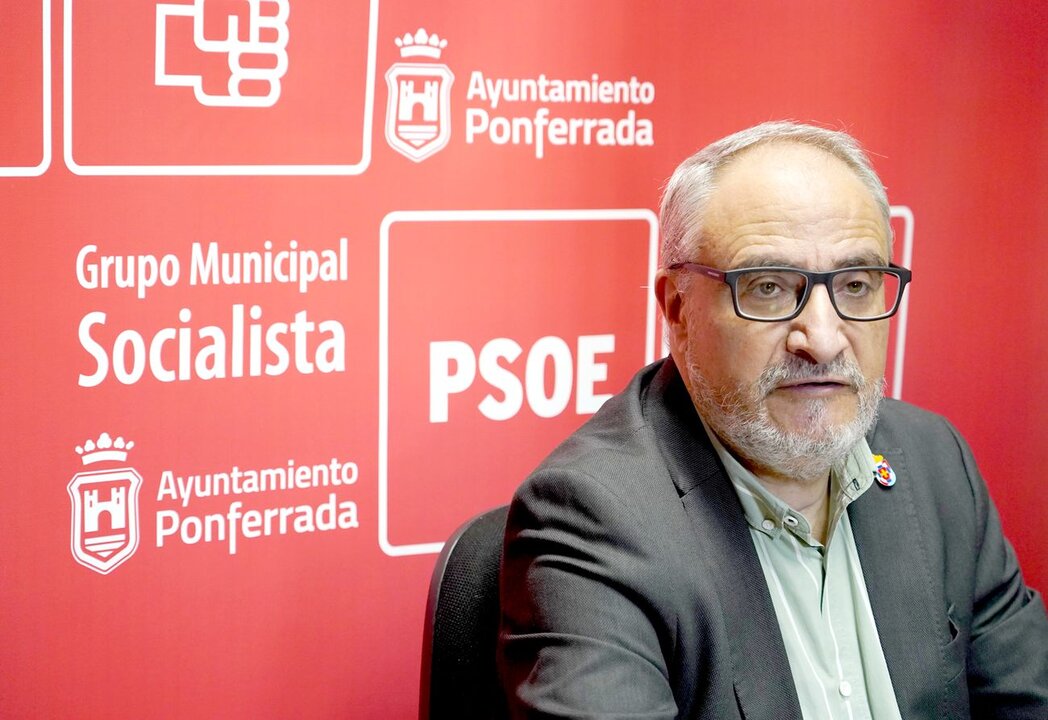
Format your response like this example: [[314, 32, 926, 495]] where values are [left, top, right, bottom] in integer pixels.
[[62, 0, 379, 176], [377, 209, 660, 557], [1, 0, 52, 177]]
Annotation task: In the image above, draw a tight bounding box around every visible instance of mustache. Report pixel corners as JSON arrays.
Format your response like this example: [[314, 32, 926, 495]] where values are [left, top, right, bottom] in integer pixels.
[[756, 355, 867, 398]]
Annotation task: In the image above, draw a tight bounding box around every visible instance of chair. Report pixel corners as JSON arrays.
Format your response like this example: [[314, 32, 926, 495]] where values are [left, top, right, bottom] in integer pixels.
[[419, 504, 510, 720]]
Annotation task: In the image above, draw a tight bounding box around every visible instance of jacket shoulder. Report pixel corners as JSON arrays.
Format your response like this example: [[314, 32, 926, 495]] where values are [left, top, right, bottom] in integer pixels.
[[870, 398, 965, 455]]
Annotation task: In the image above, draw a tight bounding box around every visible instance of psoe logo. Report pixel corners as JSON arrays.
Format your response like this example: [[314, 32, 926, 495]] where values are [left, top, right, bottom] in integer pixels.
[[68, 433, 143, 575], [155, 0, 291, 108], [384, 28, 454, 162]]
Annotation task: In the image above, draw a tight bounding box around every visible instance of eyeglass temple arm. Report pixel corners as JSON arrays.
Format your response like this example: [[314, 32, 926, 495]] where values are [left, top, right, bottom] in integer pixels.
[[669, 263, 726, 281], [696, 266, 727, 281]]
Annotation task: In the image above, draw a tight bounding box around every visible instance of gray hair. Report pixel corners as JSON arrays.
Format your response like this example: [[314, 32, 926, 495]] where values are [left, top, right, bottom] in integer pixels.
[[658, 121, 891, 267]]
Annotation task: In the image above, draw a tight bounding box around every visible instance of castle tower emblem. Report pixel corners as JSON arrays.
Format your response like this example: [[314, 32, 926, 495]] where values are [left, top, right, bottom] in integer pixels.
[[67, 433, 143, 574], [384, 29, 455, 162]]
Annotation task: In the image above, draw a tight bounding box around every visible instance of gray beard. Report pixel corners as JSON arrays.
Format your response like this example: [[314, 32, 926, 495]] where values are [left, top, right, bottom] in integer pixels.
[[685, 349, 884, 480]]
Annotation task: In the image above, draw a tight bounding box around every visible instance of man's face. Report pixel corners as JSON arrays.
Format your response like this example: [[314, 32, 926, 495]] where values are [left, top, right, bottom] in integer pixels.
[[658, 142, 891, 479]]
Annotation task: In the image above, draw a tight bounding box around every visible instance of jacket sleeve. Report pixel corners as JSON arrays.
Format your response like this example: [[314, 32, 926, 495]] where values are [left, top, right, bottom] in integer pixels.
[[950, 422, 1048, 716], [497, 467, 679, 719]]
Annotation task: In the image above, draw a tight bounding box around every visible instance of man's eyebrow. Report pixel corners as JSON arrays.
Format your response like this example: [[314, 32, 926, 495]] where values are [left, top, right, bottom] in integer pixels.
[[729, 253, 890, 270], [835, 253, 891, 268], [729, 255, 796, 269]]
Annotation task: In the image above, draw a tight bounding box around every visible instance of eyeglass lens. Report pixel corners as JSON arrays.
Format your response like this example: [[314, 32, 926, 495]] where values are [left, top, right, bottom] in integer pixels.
[[736, 269, 902, 320]]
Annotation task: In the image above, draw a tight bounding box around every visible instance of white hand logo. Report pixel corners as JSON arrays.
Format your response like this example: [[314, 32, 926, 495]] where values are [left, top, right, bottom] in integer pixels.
[[155, 0, 290, 108]]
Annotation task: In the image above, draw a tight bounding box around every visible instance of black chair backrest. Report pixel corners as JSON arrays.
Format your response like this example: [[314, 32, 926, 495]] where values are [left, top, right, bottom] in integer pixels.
[[419, 505, 510, 720]]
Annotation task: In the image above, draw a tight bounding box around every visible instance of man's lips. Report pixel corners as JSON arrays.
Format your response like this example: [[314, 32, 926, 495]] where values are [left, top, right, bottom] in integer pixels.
[[774, 378, 855, 394], [778, 377, 851, 388]]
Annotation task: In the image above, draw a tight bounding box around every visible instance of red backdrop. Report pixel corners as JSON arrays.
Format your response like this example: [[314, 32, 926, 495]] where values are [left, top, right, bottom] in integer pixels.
[[2, 2, 1045, 718]]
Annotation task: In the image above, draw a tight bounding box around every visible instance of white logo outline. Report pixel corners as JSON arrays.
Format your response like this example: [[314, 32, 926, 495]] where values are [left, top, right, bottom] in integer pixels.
[[384, 29, 454, 162], [68, 468, 143, 575], [155, 0, 290, 108]]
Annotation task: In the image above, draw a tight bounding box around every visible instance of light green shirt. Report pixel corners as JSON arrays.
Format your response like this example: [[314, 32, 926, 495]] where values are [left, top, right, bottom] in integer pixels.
[[703, 424, 903, 720]]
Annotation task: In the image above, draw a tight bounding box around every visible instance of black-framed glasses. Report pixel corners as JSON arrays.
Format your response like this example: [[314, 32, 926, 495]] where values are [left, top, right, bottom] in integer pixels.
[[667, 262, 913, 322]]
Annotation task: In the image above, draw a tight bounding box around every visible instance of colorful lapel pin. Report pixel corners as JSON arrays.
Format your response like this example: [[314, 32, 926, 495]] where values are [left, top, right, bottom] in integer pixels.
[[872, 454, 897, 487]]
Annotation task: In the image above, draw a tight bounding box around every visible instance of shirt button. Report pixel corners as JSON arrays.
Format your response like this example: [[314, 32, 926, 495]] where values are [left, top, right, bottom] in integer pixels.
[[783, 515, 799, 527], [761, 519, 775, 531], [839, 680, 852, 697]]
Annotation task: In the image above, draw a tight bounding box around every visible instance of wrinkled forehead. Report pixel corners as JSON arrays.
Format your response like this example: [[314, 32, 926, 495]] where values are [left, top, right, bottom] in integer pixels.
[[701, 143, 891, 261]]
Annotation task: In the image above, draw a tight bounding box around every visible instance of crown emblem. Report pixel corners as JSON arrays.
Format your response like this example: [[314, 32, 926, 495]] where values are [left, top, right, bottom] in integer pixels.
[[75, 432, 134, 465], [394, 28, 447, 59]]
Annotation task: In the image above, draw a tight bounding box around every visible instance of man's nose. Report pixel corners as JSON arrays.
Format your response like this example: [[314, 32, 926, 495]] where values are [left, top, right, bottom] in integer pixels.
[[784, 284, 849, 364]]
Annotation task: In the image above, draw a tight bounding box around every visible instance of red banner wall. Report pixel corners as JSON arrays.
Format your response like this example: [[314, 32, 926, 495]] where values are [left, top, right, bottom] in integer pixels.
[[2, 2, 1045, 718]]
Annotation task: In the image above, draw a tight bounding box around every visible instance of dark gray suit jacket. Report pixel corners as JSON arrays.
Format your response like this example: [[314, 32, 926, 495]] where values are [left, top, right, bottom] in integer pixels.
[[499, 358, 1048, 719]]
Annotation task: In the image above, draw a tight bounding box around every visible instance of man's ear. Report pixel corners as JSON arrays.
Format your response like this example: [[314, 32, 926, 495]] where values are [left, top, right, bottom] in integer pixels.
[[655, 270, 688, 352]]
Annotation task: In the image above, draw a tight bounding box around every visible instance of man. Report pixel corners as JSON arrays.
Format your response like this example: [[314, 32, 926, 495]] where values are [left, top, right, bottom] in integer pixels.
[[498, 121, 1048, 719]]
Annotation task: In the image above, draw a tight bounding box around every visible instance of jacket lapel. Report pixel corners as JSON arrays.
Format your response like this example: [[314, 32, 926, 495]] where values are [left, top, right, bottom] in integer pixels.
[[646, 361, 802, 720], [849, 442, 943, 716]]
